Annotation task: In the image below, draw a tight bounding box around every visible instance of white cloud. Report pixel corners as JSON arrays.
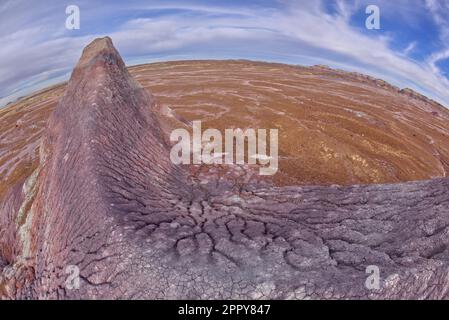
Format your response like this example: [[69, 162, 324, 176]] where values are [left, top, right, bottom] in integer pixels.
[[2, 0, 449, 108], [403, 41, 417, 55]]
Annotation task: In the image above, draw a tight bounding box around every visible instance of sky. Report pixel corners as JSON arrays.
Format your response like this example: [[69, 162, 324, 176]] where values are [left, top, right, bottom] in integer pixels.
[[2, 0, 449, 107]]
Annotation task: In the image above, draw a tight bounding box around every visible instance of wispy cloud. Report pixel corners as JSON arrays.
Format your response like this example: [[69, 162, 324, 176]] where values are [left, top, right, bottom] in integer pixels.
[[1, 0, 449, 108], [425, 0, 449, 75], [403, 41, 417, 55]]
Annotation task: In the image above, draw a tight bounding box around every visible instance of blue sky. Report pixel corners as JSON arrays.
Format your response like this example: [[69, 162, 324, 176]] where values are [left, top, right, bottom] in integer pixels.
[[2, 0, 449, 107]]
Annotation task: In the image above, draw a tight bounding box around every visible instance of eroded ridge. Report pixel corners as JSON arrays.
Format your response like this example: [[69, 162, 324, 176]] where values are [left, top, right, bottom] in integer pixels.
[[1, 37, 449, 299]]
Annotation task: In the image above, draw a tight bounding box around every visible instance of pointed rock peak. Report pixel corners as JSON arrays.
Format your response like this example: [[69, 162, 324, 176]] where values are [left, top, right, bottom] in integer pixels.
[[85, 36, 113, 51], [50, 36, 144, 133], [75, 36, 125, 71]]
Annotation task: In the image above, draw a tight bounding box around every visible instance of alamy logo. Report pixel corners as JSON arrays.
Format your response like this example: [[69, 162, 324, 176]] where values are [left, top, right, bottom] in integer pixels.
[[170, 121, 278, 175], [365, 5, 380, 30], [65, 265, 80, 290], [365, 265, 381, 290], [65, 5, 80, 30]]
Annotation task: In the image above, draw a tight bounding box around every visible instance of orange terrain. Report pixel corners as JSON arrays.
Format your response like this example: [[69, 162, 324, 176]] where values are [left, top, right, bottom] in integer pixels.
[[1, 60, 449, 199]]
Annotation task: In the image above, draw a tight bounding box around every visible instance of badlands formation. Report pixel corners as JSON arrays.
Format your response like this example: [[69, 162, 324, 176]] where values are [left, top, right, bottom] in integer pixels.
[[1, 37, 449, 299]]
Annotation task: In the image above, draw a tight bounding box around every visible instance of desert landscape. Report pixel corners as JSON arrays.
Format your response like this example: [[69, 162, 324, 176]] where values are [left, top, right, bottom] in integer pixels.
[[3, 56, 449, 199], [1, 37, 449, 299]]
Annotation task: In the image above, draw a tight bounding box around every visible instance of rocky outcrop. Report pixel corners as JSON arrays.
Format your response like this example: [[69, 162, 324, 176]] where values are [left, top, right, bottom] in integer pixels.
[[1, 37, 449, 299]]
